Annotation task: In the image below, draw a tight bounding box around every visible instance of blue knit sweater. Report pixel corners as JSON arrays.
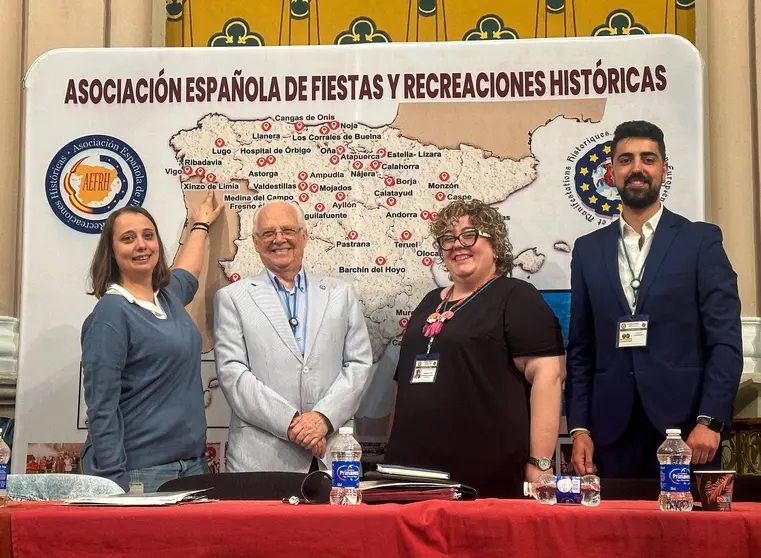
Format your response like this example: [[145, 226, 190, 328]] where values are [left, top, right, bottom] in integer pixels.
[[80, 269, 207, 489]]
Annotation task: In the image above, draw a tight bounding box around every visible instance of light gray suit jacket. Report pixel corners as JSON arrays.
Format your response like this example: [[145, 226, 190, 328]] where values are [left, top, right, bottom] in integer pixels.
[[213, 270, 373, 472]]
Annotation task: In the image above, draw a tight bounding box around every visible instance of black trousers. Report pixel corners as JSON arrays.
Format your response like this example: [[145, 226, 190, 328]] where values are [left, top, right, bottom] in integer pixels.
[[594, 391, 721, 479]]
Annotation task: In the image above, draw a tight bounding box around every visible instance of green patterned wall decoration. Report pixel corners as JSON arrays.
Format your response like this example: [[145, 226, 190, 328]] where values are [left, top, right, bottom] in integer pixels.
[[418, 0, 437, 17], [167, 1, 697, 47], [592, 9, 648, 36], [546, 0, 565, 14], [334, 17, 392, 44], [462, 14, 519, 41], [290, 0, 311, 20], [208, 17, 266, 46], [166, 0, 183, 21]]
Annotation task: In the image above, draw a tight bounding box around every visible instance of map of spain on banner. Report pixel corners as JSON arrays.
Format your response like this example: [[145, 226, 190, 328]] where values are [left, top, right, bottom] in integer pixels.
[[15, 36, 704, 471]]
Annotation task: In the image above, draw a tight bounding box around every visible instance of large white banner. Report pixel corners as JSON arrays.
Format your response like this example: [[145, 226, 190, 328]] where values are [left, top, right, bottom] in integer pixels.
[[14, 36, 703, 473]]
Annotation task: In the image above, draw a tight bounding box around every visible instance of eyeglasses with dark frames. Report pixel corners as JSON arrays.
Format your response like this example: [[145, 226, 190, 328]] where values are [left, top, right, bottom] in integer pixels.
[[436, 229, 491, 251]]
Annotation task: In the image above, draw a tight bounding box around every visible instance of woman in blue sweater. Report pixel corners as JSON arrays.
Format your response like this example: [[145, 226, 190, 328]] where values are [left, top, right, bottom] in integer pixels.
[[81, 193, 223, 492]]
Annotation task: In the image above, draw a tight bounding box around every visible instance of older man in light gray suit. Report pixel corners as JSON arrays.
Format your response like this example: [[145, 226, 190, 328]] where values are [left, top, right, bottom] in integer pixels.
[[213, 200, 373, 472]]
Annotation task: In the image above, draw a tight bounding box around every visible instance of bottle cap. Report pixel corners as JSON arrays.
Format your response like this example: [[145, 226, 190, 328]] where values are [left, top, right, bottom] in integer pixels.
[[666, 428, 681, 436], [338, 426, 353, 435]]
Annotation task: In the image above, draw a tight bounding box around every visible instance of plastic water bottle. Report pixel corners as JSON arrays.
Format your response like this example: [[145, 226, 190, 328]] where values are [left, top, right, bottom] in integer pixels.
[[657, 428, 693, 511], [329, 426, 362, 505], [0, 428, 9, 506], [523, 474, 601, 506]]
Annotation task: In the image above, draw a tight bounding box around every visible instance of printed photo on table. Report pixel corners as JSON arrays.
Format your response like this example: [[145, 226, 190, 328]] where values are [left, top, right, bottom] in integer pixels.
[[207, 443, 221, 473], [26, 443, 84, 474]]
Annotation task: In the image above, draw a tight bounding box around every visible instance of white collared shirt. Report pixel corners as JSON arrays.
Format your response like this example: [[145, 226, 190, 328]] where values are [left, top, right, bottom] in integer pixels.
[[618, 204, 664, 313], [105, 283, 166, 319]]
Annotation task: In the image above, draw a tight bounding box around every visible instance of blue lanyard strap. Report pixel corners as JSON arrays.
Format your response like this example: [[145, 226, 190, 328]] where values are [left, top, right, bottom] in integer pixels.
[[441, 276, 499, 315], [273, 274, 304, 333], [426, 275, 500, 354], [619, 226, 645, 310]]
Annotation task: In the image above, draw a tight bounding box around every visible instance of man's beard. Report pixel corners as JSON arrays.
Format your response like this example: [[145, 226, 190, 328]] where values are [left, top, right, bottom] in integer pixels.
[[618, 172, 661, 209]]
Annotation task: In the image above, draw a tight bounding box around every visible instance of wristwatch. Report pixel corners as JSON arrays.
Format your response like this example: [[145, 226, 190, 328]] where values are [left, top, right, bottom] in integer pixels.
[[697, 415, 725, 433], [528, 456, 553, 471]]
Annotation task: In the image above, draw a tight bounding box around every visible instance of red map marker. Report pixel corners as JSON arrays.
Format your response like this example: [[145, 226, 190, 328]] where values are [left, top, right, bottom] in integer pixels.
[[294, 121, 305, 132], [336, 146, 346, 155], [347, 230, 359, 240], [206, 173, 217, 182], [266, 155, 276, 165], [214, 138, 225, 147], [315, 203, 325, 212], [298, 193, 309, 202], [309, 183, 319, 193], [377, 148, 387, 157], [421, 210, 430, 220], [370, 160, 381, 170], [439, 171, 450, 181], [257, 158, 267, 167], [195, 167, 206, 177], [435, 192, 446, 201], [183, 166, 193, 175], [352, 161, 363, 170], [298, 182, 308, 191], [320, 126, 330, 135], [399, 318, 408, 328], [421, 257, 433, 266], [386, 197, 397, 207], [329, 120, 340, 130], [329, 155, 340, 165], [298, 171, 308, 181], [336, 192, 346, 201], [384, 176, 395, 187], [431, 212, 439, 221], [375, 256, 387, 266], [230, 273, 241, 282], [401, 230, 412, 241], [262, 122, 272, 132]]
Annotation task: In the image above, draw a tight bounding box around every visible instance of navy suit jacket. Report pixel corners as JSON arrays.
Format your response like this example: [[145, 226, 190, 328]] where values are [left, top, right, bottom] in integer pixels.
[[565, 208, 742, 446]]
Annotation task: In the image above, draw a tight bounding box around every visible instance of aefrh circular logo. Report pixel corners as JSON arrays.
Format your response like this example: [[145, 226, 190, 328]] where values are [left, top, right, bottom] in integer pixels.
[[45, 135, 147, 233]]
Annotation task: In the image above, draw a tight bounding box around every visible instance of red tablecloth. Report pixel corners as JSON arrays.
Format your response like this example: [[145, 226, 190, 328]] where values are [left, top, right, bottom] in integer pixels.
[[7, 499, 761, 557]]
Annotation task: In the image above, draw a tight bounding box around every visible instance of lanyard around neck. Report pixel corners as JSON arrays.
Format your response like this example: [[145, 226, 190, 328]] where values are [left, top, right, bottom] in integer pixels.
[[273, 274, 304, 333], [619, 226, 646, 312], [423, 275, 500, 354]]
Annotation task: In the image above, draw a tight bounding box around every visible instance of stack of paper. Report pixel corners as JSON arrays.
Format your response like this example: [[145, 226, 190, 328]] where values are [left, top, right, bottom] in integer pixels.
[[360, 480, 463, 503], [65, 489, 211, 506]]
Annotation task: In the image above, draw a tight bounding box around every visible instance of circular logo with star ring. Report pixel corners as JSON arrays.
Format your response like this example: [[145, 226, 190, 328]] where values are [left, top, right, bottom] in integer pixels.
[[566, 135, 671, 222], [45, 135, 147, 234], [574, 140, 622, 219]]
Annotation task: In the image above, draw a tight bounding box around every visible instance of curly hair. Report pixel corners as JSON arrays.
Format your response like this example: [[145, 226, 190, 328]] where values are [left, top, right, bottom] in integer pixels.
[[430, 199, 513, 276]]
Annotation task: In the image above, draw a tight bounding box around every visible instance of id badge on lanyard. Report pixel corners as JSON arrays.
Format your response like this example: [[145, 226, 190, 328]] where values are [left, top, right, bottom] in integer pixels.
[[617, 315, 649, 348], [411, 354, 440, 383], [617, 230, 649, 348]]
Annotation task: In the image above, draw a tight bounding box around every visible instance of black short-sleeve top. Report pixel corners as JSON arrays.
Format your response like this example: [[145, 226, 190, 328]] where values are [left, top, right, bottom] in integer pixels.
[[384, 276, 565, 498]]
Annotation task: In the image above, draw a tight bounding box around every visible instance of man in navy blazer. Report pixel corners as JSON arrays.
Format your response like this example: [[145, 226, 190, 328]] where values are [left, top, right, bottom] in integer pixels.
[[566, 120, 742, 478]]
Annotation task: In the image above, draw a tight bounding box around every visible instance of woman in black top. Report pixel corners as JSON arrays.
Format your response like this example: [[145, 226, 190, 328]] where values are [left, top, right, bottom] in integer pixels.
[[384, 199, 566, 498]]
